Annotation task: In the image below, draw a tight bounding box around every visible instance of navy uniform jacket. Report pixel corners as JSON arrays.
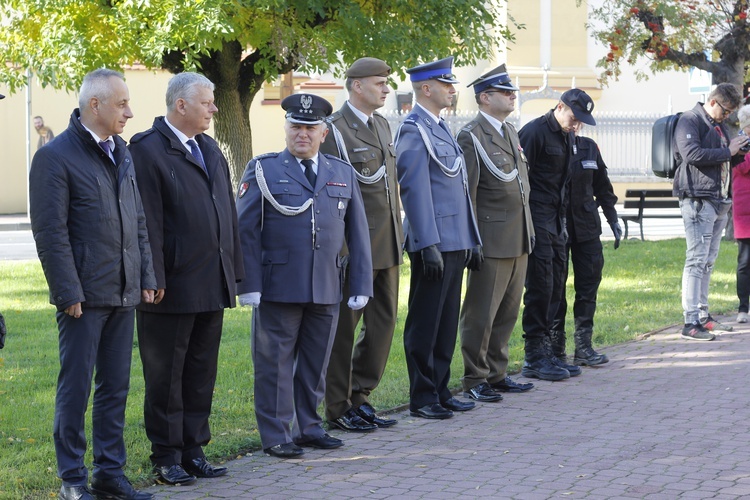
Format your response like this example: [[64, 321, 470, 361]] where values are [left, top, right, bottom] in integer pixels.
[[236, 149, 373, 304], [457, 113, 534, 258], [129, 117, 245, 313], [395, 105, 480, 252], [566, 136, 618, 242], [518, 109, 574, 235]]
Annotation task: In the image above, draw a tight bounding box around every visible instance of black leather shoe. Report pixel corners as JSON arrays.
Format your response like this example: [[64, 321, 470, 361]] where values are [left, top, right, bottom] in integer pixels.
[[441, 397, 476, 412], [464, 382, 503, 402], [410, 403, 453, 419], [297, 433, 343, 449], [328, 408, 377, 432], [153, 464, 197, 486], [59, 485, 93, 500], [264, 443, 305, 458], [182, 457, 228, 478], [490, 376, 535, 393], [91, 475, 152, 499], [355, 402, 398, 428]]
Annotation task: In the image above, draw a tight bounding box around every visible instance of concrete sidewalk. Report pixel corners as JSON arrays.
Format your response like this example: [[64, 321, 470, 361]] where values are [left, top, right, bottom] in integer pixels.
[[146, 318, 750, 499]]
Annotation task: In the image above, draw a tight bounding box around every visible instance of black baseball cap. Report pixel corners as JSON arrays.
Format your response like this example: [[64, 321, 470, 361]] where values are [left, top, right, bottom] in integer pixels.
[[561, 89, 596, 126]]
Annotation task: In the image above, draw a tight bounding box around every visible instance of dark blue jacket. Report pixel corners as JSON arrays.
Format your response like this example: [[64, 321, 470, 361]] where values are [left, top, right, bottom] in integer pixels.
[[30, 110, 156, 311]]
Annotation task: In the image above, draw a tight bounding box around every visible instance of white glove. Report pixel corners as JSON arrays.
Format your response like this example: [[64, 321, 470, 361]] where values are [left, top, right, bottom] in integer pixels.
[[239, 292, 261, 307], [347, 295, 369, 310]]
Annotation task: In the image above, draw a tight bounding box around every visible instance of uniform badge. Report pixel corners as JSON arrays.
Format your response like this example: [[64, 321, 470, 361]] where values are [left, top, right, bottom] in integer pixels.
[[338, 200, 345, 210], [238, 182, 249, 198], [362, 167, 371, 176]]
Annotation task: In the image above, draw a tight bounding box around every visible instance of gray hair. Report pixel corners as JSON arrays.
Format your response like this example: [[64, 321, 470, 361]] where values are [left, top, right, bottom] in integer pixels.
[[166, 72, 215, 111], [78, 68, 125, 109]]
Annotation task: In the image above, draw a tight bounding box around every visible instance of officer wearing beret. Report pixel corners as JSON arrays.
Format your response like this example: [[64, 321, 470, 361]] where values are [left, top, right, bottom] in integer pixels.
[[396, 56, 481, 420], [517, 88, 597, 381], [319, 58, 402, 432], [236, 93, 373, 458], [457, 65, 535, 403]]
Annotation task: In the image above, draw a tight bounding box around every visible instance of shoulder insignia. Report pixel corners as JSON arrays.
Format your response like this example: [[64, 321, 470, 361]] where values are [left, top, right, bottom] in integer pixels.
[[253, 152, 279, 161], [461, 122, 478, 132]]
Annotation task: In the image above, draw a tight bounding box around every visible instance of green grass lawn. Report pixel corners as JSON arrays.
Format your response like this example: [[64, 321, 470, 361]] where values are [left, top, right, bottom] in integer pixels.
[[0, 237, 740, 499]]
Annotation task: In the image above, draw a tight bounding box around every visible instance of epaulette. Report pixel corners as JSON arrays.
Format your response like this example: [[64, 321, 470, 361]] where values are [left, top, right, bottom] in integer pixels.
[[505, 122, 517, 134], [327, 110, 344, 123], [460, 122, 478, 133], [129, 127, 156, 144], [252, 152, 279, 161], [321, 152, 350, 167]]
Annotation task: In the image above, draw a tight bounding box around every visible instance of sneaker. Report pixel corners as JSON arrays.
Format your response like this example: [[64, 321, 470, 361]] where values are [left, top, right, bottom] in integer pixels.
[[738, 312, 748, 323], [681, 322, 715, 341], [700, 315, 733, 332]]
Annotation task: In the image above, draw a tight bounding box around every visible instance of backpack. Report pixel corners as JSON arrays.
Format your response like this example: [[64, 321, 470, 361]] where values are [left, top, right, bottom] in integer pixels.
[[651, 113, 682, 178]]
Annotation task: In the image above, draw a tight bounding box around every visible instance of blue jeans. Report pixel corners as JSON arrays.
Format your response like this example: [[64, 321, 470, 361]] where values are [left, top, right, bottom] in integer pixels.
[[680, 197, 731, 323]]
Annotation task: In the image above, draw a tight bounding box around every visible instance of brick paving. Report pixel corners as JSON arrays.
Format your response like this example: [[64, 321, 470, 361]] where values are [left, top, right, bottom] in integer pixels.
[[146, 317, 750, 499]]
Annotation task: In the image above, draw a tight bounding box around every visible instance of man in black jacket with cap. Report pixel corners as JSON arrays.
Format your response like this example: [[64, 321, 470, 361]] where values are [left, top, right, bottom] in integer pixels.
[[518, 89, 596, 382]]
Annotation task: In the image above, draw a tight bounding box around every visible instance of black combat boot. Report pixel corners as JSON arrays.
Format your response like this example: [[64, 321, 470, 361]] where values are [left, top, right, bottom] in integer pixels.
[[543, 334, 582, 377], [573, 329, 609, 366], [521, 336, 570, 381], [549, 329, 568, 363]]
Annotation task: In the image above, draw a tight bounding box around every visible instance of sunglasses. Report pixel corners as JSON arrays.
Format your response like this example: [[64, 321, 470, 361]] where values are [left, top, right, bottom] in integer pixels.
[[485, 89, 516, 96], [715, 100, 734, 117]]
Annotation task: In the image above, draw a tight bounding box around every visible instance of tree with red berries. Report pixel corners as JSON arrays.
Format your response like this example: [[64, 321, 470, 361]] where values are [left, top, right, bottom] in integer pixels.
[[588, 0, 750, 92]]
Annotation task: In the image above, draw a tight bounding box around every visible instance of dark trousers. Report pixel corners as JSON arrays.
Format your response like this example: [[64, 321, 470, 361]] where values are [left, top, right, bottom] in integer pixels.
[[136, 310, 224, 466], [404, 250, 465, 410], [325, 265, 399, 420], [253, 300, 339, 450], [522, 228, 566, 340], [54, 306, 135, 486], [551, 237, 604, 334], [738, 239, 750, 313]]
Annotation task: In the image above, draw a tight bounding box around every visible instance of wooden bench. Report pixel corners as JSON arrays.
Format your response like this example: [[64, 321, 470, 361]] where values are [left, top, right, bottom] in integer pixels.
[[621, 189, 681, 241]]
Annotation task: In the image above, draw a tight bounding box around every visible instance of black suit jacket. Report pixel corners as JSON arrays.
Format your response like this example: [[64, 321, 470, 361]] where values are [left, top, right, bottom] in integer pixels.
[[129, 117, 244, 313]]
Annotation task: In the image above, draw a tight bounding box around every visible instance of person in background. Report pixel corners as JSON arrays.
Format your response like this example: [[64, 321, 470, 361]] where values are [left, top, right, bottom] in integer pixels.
[[30, 68, 156, 500], [732, 105, 750, 324], [673, 83, 747, 340], [320, 57, 402, 433], [236, 93, 372, 458], [549, 122, 620, 367], [34, 115, 55, 149], [129, 72, 244, 486], [396, 56, 481, 420], [457, 64, 535, 403]]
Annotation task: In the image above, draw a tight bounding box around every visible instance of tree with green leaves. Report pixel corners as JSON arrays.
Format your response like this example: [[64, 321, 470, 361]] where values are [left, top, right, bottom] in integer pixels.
[[0, 0, 517, 180], [587, 0, 750, 92]]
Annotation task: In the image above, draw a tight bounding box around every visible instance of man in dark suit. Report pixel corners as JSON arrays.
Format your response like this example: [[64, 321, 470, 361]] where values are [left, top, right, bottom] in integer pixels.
[[319, 57, 402, 433], [396, 57, 481, 420], [518, 89, 597, 381], [30, 68, 156, 500], [129, 72, 244, 486], [236, 93, 373, 458], [457, 65, 535, 403]]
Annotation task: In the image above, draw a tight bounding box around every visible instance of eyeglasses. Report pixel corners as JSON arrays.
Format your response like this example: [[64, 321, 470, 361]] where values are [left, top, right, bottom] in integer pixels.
[[485, 89, 516, 96], [715, 100, 734, 117]]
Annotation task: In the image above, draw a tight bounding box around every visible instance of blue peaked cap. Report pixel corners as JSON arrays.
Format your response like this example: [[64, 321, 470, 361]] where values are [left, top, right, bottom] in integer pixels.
[[406, 57, 459, 84]]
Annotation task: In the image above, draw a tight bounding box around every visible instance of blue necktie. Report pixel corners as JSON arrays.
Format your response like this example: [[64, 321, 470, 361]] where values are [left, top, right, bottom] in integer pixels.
[[188, 139, 208, 176], [98, 140, 113, 162]]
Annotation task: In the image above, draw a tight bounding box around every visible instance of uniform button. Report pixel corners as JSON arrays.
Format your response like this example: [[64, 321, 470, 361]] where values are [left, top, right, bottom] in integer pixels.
[[219, 303, 224, 309], [316, 227, 321, 231], [316, 210, 321, 214], [484, 215, 490, 220], [315, 245, 321, 249], [123, 248, 127, 252], [213, 195, 217, 200], [123, 297, 128, 303], [219, 248, 224, 253]]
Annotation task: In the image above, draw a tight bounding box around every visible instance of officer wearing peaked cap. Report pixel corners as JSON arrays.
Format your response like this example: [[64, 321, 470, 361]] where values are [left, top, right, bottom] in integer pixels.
[[457, 64, 536, 403], [236, 92, 372, 458], [319, 58, 403, 433], [517, 87, 597, 382], [396, 56, 481, 420]]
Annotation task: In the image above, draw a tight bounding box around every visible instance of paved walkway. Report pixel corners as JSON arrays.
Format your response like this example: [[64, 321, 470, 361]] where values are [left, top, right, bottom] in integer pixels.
[[146, 318, 750, 499]]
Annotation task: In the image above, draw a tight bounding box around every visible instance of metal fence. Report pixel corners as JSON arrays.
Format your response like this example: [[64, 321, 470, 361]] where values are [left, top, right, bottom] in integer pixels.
[[381, 109, 665, 181]]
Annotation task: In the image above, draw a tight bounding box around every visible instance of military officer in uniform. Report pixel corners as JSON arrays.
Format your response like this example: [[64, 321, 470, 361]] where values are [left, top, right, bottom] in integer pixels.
[[518, 88, 597, 381], [396, 56, 481, 420], [549, 123, 620, 367], [236, 93, 373, 458], [320, 58, 402, 432], [457, 65, 535, 403]]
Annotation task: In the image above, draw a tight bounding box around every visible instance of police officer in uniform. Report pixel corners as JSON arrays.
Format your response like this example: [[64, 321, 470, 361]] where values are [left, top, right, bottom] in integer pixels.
[[457, 65, 535, 403], [549, 124, 620, 367], [396, 56, 481, 420], [236, 94, 373, 458], [518, 88, 596, 381], [320, 58, 402, 432]]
